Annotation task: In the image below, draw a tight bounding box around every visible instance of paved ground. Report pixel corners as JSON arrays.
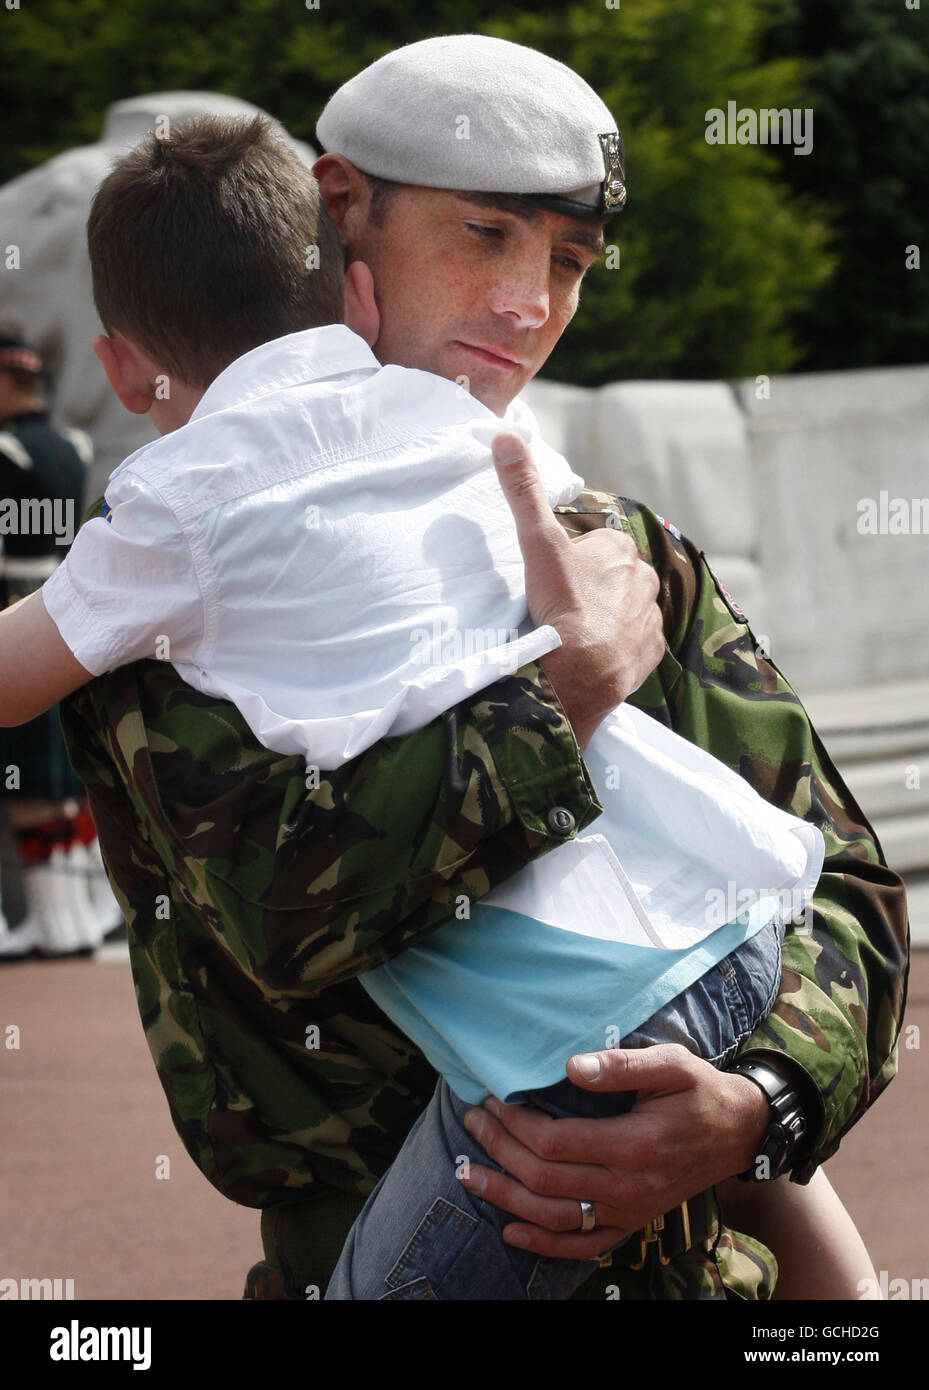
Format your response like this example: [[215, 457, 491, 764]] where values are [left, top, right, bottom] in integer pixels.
[[1, 948, 927, 1300]]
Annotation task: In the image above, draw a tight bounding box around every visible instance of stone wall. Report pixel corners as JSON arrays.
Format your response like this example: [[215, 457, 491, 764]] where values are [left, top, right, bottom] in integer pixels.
[[523, 364, 929, 694]]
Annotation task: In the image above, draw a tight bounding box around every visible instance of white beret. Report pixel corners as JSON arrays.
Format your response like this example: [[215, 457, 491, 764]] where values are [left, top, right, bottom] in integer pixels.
[[316, 34, 626, 221]]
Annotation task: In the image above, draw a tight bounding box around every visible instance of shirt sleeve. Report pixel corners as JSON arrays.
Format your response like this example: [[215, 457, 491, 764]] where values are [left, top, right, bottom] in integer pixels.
[[40, 470, 205, 676]]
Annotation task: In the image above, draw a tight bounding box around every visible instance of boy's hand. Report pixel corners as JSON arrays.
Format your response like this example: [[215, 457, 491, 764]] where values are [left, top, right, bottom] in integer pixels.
[[492, 432, 665, 751], [0, 589, 94, 725]]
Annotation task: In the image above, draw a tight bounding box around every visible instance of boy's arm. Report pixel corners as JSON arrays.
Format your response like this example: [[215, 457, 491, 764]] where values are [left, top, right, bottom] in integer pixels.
[[0, 589, 94, 725]]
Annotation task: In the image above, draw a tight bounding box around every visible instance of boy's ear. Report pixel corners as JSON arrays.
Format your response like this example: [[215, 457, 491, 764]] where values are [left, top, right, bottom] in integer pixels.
[[92, 333, 155, 415], [343, 260, 380, 348]]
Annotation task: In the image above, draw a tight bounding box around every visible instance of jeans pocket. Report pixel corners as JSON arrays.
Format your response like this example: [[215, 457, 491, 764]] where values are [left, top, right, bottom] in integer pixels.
[[379, 1277, 438, 1301], [385, 1196, 480, 1295]]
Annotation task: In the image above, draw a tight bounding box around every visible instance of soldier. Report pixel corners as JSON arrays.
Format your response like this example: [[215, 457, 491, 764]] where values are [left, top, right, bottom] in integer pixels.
[[0, 333, 120, 957], [57, 36, 907, 1300]]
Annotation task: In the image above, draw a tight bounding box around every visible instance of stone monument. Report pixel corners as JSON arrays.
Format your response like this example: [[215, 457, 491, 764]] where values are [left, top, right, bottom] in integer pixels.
[[0, 92, 318, 497]]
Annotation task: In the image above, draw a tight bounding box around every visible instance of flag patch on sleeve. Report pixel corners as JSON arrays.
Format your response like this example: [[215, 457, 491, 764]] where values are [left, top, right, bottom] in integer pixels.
[[656, 513, 683, 542]]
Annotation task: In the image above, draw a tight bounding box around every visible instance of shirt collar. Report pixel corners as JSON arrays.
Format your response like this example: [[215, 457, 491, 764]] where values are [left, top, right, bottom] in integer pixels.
[[189, 325, 380, 422]]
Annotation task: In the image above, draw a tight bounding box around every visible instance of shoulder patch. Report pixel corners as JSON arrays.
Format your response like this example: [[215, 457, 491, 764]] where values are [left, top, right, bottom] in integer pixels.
[[701, 551, 748, 623], [655, 513, 683, 542], [101, 499, 113, 524]]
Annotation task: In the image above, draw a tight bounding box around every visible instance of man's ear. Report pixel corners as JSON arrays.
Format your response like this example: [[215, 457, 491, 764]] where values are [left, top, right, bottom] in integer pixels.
[[313, 154, 369, 247], [343, 260, 380, 348], [92, 333, 155, 415]]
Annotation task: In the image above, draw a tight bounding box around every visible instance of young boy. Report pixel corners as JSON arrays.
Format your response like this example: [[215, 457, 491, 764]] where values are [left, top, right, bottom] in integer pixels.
[[0, 115, 875, 1299]]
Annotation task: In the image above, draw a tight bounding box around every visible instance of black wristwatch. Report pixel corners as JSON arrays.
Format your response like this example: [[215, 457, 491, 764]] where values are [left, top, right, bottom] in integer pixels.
[[729, 1057, 808, 1181]]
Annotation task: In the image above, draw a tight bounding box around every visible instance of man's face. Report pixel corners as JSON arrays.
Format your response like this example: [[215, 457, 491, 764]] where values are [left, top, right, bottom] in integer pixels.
[[0, 370, 39, 424], [349, 186, 605, 414]]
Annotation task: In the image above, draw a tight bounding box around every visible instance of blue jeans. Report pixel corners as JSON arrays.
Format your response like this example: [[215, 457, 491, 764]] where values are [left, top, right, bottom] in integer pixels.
[[325, 918, 784, 1300]]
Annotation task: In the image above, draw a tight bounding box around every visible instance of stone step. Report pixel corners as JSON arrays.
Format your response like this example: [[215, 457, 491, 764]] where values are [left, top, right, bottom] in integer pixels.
[[903, 876, 929, 947], [840, 758, 928, 820], [868, 813, 929, 876], [800, 680, 929, 877], [802, 679, 929, 764]]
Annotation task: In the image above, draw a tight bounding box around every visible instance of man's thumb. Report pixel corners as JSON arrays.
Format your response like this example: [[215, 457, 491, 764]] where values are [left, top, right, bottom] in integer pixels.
[[566, 1045, 692, 1093], [492, 431, 529, 467], [492, 431, 562, 542]]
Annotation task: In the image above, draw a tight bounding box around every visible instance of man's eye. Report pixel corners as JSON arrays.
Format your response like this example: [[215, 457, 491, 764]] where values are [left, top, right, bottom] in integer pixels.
[[465, 222, 504, 238], [555, 255, 583, 273]]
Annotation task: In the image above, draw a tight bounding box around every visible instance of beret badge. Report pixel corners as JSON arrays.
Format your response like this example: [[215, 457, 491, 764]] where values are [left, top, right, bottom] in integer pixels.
[[599, 131, 627, 211]]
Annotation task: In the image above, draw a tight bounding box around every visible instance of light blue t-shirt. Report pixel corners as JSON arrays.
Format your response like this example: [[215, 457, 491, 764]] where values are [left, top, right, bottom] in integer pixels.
[[361, 893, 781, 1105], [360, 701, 825, 1106]]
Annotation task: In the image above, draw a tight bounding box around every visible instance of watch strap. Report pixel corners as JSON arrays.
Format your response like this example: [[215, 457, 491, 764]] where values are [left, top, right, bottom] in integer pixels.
[[729, 1057, 808, 1180]]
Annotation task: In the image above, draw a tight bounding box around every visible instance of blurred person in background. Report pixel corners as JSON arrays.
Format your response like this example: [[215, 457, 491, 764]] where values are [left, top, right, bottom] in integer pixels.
[[0, 332, 122, 958]]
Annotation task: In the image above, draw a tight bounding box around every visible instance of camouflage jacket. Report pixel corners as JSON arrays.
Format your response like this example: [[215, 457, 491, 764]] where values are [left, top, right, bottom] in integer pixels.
[[59, 487, 909, 1299]]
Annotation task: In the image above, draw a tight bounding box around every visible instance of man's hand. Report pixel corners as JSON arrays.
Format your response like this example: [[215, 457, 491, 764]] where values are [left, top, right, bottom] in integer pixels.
[[492, 432, 665, 752], [458, 1044, 770, 1260]]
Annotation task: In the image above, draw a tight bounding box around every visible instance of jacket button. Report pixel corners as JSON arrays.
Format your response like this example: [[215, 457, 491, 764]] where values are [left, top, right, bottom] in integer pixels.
[[547, 806, 576, 836], [605, 510, 624, 530]]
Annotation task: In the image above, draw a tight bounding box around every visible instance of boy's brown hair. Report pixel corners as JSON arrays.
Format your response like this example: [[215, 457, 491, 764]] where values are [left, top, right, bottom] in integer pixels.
[[87, 113, 345, 388]]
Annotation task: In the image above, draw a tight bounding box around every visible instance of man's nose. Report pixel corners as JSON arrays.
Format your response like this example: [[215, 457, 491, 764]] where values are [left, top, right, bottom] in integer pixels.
[[486, 255, 550, 328]]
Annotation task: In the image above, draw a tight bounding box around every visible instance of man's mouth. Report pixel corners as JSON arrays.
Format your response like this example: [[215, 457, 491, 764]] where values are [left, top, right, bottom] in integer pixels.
[[452, 341, 524, 371]]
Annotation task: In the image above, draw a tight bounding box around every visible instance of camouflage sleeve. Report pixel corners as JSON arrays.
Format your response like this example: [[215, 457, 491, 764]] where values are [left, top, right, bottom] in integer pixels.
[[61, 500, 604, 998], [580, 492, 909, 1182]]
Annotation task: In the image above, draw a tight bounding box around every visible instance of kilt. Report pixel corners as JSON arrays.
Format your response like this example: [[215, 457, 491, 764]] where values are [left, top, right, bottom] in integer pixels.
[[0, 564, 85, 802]]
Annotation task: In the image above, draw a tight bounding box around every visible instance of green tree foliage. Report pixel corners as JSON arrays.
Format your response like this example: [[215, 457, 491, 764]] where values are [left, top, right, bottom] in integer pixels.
[[495, 0, 834, 382], [1, 0, 915, 382], [760, 0, 929, 370]]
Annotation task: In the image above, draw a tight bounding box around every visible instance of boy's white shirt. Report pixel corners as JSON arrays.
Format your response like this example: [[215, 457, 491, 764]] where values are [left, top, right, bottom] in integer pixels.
[[43, 325, 823, 1096], [43, 325, 576, 765]]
